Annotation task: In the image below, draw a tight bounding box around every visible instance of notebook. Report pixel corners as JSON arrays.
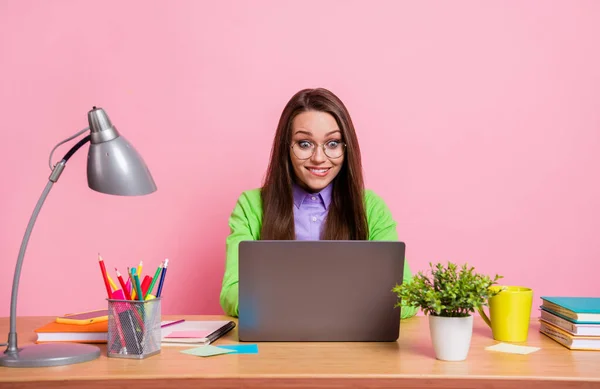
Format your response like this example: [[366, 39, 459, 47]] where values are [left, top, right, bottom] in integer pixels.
[[540, 297, 600, 323], [160, 320, 235, 346], [540, 309, 600, 336], [539, 320, 600, 350], [34, 320, 108, 343]]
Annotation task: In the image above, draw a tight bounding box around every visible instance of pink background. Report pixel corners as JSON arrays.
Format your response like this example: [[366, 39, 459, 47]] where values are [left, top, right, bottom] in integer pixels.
[[1, 1, 599, 318]]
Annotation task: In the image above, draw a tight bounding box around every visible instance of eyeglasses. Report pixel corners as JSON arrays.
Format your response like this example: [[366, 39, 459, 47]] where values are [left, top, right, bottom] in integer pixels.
[[291, 140, 346, 160]]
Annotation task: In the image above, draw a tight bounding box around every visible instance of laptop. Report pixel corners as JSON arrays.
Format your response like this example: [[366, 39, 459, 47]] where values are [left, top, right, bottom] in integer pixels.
[[238, 240, 406, 342]]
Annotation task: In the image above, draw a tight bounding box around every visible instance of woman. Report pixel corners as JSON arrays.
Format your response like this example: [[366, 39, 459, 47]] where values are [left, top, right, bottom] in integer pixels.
[[220, 88, 417, 319]]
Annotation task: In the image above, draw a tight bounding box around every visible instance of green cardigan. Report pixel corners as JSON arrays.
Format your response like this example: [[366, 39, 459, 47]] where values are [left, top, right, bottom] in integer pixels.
[[220, 188, 418, 319]]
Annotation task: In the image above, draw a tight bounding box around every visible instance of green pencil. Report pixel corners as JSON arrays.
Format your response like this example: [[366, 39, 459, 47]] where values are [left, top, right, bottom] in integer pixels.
[[133, 273, 144, 302], [145, 262, 163, 299]]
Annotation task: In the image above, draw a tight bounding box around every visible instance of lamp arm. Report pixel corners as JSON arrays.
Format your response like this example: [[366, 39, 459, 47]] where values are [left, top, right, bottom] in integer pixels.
[[48, 127, 90, 170], [5, 135, 91, 355]]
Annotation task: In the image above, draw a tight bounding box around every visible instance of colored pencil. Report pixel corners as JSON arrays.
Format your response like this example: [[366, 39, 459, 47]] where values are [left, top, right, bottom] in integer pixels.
[[98, 254, 113, 298], [133, 273, 144, 302], [128, 267, 137, 299], [115, 268, 132, 300], [145, 262, 163, 299], [156, 258, 169, 298], [136, 260, 143, 278], [106, 274, 118, 292]]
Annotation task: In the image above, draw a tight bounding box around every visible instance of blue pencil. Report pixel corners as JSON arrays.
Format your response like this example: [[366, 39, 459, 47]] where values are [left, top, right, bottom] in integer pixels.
[[156, 258, 169, 298]]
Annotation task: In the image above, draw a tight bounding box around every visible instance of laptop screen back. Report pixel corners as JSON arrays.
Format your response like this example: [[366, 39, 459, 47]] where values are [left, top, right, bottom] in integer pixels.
[[238, 240, 406, 342]]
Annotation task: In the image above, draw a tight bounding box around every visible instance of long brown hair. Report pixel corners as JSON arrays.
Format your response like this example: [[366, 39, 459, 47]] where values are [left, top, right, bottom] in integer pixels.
[[260, 88, 368, 240]]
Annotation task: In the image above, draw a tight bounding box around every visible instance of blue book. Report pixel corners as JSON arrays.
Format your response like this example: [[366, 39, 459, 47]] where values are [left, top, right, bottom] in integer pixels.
[[541, 297, 600, 323]]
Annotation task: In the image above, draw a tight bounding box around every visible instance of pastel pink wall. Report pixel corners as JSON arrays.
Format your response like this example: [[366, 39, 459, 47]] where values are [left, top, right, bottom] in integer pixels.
[[1, 1, 599, 318]]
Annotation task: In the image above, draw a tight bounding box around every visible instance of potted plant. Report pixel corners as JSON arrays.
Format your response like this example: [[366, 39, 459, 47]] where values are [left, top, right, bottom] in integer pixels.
[[393, 262, 502, 361]]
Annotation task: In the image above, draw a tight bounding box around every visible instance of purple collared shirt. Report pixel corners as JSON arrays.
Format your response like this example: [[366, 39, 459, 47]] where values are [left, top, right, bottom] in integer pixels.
[[292, 182, 333, 240]]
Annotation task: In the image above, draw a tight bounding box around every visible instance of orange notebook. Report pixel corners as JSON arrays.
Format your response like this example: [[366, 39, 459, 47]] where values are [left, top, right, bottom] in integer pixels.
[[34, 320, 108, 343]]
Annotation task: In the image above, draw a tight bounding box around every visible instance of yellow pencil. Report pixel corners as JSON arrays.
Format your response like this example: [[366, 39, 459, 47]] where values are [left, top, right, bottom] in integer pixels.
[[137, 260, 143, 277], [106, 274, 118, 292]]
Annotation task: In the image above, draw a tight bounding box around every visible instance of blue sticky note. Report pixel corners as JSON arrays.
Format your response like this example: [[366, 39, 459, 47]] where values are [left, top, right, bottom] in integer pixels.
[[216, 344, 258, 354]]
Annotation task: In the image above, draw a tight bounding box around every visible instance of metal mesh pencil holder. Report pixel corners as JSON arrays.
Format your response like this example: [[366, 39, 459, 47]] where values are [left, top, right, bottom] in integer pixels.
[[107, 297, 161, 359]]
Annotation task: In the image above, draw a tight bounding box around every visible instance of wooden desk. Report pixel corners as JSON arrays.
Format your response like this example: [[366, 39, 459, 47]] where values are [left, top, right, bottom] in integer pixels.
[[1, 315, 599, 388]]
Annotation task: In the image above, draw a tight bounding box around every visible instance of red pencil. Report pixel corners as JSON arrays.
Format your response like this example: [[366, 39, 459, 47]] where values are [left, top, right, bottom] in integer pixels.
[[98, 254, 113, 299], [115, 268, 132, 300]]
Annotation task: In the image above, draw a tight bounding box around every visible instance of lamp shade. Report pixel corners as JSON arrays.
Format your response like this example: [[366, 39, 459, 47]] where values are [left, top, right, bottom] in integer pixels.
[[86, 107, 157, 196]]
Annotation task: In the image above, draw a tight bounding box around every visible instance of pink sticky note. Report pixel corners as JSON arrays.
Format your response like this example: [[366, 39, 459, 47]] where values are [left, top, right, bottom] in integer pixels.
[[166, 331, 210, 338]]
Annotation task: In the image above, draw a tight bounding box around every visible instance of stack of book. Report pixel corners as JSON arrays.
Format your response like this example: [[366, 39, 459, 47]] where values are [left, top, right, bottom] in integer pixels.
[[35, 319, 108, 343], [538, 296, 600, 350]]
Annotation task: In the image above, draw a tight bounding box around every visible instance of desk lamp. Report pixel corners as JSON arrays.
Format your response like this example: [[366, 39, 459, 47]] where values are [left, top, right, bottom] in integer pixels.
[[0, 107, 157, 367]]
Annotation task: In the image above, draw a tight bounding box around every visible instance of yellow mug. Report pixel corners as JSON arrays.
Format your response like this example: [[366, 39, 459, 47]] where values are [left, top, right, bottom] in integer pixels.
[[477, 286, 533, 342]]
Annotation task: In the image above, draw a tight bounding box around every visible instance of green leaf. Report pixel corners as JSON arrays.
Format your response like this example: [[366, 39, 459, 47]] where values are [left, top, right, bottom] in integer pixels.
[[392, 261, 503, 317]]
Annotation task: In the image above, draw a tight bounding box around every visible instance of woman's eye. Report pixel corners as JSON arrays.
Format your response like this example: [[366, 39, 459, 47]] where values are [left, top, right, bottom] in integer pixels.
[[326, 140, 341, 149], [298, 141, 313, 149]]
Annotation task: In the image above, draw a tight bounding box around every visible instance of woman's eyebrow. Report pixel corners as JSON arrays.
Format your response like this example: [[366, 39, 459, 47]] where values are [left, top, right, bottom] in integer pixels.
[[293, 129, 341, 136], [293, 130, 312, 136]]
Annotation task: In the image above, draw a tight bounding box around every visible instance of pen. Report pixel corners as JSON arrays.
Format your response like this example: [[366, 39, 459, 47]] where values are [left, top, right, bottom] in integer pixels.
[[205, 321, 236, 345], [98, 253, 113, 298], [156, 258, 169, 298], [161, 319, 185, 328], [145, 261, 163, 299]]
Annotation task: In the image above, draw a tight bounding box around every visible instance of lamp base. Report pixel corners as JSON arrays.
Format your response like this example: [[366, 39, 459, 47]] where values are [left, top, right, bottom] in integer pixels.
[[0, 343, 101, 367]]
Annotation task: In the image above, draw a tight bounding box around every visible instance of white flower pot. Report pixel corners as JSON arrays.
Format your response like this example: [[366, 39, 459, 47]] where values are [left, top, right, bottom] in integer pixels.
[[428, 314, 474, 361]]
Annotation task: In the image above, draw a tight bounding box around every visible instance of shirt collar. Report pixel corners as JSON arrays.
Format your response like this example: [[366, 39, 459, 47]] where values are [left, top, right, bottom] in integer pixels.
[[292, 181, 333, 210]]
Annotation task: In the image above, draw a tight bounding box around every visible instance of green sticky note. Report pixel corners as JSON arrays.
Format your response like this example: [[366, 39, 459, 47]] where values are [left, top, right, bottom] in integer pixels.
[[181, 345, 235, 357]]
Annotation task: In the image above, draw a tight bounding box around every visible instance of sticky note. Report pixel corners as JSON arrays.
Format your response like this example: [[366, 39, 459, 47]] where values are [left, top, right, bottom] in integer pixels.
[[166, 331, 209, 338], [180, 345, 235, 357], [485, 342, 540, 355], [217, 344, 259, 354]]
